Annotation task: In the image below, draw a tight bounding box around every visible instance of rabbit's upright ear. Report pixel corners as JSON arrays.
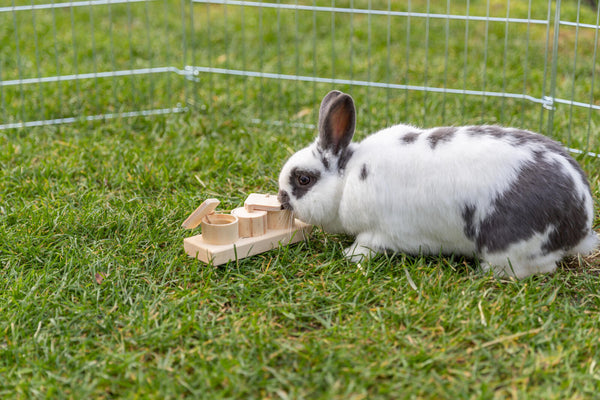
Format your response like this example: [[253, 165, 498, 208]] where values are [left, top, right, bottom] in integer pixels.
[[317, 90, 356, 155]]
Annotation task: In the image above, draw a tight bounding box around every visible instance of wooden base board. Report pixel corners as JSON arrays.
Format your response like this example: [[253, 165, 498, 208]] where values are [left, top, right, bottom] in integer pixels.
[[184, 220, 312, 266]]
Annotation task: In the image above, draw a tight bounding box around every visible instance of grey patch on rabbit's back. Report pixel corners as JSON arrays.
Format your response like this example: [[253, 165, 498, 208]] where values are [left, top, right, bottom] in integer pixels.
[[507, 130, 589, 189], [468, 126, 590, 189], [483, 125, 508, 139], [400, 132, 419, 144], [427, 127, 458, 149], [475, 152, 589, 254], [469, 125, 563, 155], [359, 164, 368, 181], [467, 125, 507, 139]]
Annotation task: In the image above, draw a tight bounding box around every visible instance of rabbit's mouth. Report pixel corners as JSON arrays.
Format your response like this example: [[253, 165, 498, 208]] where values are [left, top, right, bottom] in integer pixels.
[[278, 190, 293, 211]]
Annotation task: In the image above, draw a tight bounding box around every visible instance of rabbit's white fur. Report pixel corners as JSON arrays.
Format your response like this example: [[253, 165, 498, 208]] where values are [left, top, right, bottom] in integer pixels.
[[278, 91, 598, 278]]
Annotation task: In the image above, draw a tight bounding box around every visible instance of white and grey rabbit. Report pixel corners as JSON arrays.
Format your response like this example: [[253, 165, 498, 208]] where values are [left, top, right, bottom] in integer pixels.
[[278, 90, 598, 278]]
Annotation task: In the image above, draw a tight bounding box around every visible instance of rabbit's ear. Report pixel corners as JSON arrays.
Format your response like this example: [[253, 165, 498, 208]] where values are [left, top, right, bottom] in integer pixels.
[[318, 91, 356, 155]]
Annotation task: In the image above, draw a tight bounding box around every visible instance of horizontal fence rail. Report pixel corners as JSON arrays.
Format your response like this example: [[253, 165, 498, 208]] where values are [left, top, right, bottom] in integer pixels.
[[0, 0, 153, 13]]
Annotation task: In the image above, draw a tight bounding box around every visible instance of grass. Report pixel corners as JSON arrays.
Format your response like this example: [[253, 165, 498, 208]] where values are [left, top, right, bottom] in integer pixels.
[[1, 0, 600, 398]]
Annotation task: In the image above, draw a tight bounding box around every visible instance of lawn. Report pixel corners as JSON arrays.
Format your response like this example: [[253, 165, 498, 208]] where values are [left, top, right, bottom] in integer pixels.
[[1, 0, 600, 398]]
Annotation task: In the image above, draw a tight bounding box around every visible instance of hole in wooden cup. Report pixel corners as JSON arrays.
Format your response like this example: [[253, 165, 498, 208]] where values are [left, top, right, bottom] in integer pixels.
[[201, 214, 239, 245]]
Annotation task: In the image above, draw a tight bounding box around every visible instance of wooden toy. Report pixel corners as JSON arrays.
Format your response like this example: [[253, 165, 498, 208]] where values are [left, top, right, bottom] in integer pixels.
[[183, 194, 312, 266]]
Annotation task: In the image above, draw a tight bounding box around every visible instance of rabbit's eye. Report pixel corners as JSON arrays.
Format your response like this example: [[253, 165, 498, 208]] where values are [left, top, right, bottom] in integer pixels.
[[297, 175, 311, 186], [290, 168, 320, 194]]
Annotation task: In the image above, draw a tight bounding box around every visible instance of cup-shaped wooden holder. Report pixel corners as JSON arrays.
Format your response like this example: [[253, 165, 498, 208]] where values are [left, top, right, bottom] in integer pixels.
[[201, 214, 239, 245], [231, 207, 267, 238]]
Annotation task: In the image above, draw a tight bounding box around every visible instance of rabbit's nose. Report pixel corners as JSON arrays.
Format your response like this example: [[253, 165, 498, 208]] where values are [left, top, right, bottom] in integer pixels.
[[278, 190, 291, 210]]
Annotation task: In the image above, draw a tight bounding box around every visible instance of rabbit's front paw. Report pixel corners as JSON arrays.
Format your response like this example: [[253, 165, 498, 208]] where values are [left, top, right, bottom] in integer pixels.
[[344, 241, 377, 263]]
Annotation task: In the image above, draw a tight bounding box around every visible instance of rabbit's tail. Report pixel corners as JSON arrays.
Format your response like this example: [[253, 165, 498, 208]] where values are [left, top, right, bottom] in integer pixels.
[[569, 230, 599, 256]]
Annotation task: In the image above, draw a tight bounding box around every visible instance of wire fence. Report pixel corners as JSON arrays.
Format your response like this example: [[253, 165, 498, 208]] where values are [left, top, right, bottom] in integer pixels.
[[1, 0, 599, 156]]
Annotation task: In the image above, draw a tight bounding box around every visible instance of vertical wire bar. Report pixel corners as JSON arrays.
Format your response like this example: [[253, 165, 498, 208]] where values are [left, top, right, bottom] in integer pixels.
[[585, 0, 600, 150], [461, 0, 470, 124], [0, 6, 4, 123], [0, 5, 6, 122], [538, 0, 553, 134], [51, 0, 63, 118], [180, 0, 188, 110], [69, 2, 81, 109], [258, 2, 264, 121], [127, 2, 138, 108], [0, 48, 5, 124], [164, 0, 172, 109], [294, 0, 299, 114], [11, 0, 25, 122], [144, 0, 155, 109], [0, 50, 5, 123], [480, 0, 490, 123], [241, 1, 247, 102], [206, 0, 213, 110], [366, 0, 372, 131], [567, 0, 582, 147], [189, 0, 198, 110], [89, 3, 100, 115], [404, 0, 411, 121], [422, 0, 430, 126], [277, 0, 282, 122], [331, 0, 335, 83], [519, 0, 533, 127], [385, 0, 391, 126], [349, 0, 354, 93], [499, 0, 510, 123], [442, 0, 450, 124], [108, 2, 118, 111], [224, 1, 231, 110], [546, 0, 561, 138], [31, 0, 46, 120], [312, 0, 317, 117]]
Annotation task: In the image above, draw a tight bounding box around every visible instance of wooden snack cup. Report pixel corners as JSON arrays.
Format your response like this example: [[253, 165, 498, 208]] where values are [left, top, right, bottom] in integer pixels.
[[231, 207, 267, 238], [201, 213, 239, 245], [181, 198, 239, 245]]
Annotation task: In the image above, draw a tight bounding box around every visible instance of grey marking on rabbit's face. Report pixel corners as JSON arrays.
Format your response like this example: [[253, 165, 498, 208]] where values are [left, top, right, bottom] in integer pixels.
[[359, 164, 368, 181], [314, 148, 331, 170], [337, 147, 354, 172], [400, 132, 419, 144], [428, 127, 457, 149], [475, 152, 588, 254], [289, 167, 321, 200]]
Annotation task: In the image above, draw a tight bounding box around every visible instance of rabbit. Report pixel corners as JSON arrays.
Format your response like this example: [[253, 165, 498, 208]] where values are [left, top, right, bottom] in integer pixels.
[[277, 90, 599, 279]]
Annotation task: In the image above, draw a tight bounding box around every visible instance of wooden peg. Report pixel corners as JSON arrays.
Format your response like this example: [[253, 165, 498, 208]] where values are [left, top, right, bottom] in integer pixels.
[[244, 193, 282, 212]]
